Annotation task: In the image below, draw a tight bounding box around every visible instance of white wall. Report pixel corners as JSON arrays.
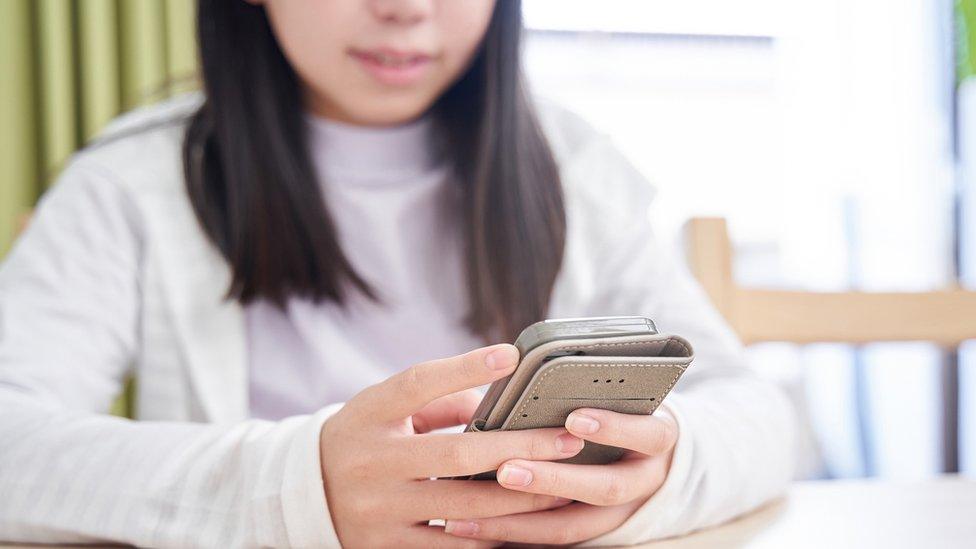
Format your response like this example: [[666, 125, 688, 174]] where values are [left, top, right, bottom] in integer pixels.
[[523, 0, 958, 479]]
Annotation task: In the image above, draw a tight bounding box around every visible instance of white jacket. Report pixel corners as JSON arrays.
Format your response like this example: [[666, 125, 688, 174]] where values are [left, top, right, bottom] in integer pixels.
[[0, 94, 795, 547]]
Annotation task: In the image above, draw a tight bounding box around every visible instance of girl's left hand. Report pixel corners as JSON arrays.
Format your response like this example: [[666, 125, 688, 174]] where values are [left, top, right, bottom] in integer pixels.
[[444, 407, 678, 545]]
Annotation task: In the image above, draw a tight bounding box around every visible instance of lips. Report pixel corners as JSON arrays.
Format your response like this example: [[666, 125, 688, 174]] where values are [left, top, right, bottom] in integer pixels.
[[349, 48, 435, 86], [352, 49, 431, 67]]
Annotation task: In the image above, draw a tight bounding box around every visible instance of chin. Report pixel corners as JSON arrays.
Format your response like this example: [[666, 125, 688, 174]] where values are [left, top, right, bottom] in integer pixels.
[[334, 95, 436, 127]]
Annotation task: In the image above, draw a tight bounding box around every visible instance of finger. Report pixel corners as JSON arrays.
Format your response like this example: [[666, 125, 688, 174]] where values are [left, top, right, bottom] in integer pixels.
[[444, 501, 635, 545], [412, 390, 484, 433], [493, 456, 667, 506], [565, 408, 678, 457], [354, 344, 519, 422], [396, 428, 584, 478], [409, 525, 497, 549], [406, 480, 572, 520]]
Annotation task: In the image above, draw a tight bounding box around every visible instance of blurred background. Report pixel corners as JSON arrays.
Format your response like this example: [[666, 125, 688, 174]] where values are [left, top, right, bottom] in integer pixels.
[[0, 0, 974, 481]]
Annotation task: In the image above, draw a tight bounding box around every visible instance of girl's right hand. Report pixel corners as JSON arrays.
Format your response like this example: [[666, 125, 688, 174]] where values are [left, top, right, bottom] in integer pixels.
[[319, 344, 585, 548]]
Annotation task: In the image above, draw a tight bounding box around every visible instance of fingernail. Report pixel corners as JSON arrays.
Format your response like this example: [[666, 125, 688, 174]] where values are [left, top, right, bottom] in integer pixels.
[[445, 520, 480, 536], [485, 346, 517, 370], [555, 433, 584, 454], [567, 413, 600, 435], [498, 464, 533, 486]]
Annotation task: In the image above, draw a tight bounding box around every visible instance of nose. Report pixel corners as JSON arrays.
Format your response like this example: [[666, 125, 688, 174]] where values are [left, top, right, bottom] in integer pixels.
[[369, 0, 434, 25]]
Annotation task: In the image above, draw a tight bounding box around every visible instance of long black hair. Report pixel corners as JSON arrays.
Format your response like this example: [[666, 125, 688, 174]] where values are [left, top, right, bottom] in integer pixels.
[[184, 0, 565, 344]]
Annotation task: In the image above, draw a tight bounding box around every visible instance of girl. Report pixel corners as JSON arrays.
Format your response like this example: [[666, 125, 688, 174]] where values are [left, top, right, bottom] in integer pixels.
[[0, 1, 795, 547]]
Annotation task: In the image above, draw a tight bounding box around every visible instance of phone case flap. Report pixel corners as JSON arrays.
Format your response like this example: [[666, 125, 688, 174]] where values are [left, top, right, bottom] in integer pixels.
[[480, 333, 693, 430], [500, 356, 687, 431]]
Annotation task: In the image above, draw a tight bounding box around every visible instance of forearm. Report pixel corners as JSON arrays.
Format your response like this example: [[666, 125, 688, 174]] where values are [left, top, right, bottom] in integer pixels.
[[0, 391, 343, 548]]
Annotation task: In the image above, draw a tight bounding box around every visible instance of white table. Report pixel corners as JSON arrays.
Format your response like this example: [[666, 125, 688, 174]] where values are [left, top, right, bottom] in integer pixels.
[[636, 477, 976, 549], [3, 477, 973, 548]]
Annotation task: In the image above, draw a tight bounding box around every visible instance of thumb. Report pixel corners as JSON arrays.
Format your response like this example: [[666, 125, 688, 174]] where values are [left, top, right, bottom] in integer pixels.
[[411, 389, 484, 434]]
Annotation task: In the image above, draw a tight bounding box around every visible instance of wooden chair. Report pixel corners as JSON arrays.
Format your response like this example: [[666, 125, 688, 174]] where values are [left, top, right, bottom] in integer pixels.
[[683, 216, 976, 472], [683, 217, 976, 346]]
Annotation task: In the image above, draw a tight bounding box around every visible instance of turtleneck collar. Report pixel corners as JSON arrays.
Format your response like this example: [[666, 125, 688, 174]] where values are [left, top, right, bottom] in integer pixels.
[[305, 111, 441, 185]]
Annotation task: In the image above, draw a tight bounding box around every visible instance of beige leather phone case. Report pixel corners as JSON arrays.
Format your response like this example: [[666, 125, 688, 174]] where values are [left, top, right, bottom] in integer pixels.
[[466, 333, 693, 478]]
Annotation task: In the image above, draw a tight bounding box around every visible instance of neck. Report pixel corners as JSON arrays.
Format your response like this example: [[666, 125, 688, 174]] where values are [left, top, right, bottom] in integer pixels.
[[305, 110, 440, 184]]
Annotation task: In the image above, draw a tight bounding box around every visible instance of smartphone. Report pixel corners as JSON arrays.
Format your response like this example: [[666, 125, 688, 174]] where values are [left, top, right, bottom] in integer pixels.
[[514, 316, 659, 357], [464, 316, 693, 477]]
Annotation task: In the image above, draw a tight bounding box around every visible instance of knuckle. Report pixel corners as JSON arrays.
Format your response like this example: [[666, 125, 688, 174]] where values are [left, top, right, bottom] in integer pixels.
[[648, 459, 669, 488], [553, 526, 582, 545], [539, 465, 563, 493], [346, 386, 379, 418], [526, 432, 551, 461], [442, 437, 475, 471], [482, 520, 513, 542], [460, 349, 484, 378], [597, 412, 620, 437], [532, 493, 559, 511], [649, 419, 676, 454], [601, 474, 629, 506], [396, 364, 428, 401], [661, 419, 679, 447]]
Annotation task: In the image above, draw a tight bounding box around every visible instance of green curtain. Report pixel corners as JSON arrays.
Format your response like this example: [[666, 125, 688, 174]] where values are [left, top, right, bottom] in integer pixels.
[[0, 0, 197, 257], [958, 0, 976, 82]]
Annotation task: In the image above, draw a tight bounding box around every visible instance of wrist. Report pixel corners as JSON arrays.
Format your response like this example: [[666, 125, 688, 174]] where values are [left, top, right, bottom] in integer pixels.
[[281, 405, 345, 548]]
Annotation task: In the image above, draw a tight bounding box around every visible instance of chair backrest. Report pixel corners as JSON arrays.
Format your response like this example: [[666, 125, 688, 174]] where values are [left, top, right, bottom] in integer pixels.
[[683, 217, 976, 346]]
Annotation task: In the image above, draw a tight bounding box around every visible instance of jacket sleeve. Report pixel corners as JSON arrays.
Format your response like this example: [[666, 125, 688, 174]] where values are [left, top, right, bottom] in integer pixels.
[[0, 161, 343, 548], [575, 143, 797, 545]]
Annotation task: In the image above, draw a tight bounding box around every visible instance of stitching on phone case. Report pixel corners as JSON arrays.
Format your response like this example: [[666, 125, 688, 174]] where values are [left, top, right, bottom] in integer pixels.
[[487, 336, 692, 430], [509, 363, 685, 429]]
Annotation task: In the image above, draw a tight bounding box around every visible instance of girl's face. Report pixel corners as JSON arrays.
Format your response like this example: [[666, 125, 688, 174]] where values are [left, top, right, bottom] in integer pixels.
[[256, 0, 497, 126]]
